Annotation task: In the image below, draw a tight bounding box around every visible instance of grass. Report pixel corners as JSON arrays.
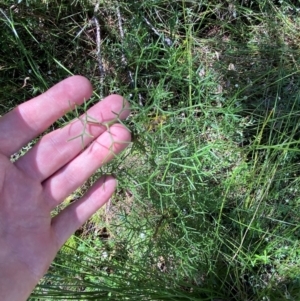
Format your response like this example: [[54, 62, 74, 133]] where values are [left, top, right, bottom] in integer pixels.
[[1, 0, 300, 300]]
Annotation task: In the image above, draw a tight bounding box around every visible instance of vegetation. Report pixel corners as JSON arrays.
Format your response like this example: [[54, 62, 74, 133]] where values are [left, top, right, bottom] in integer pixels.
[[1, 0, 300, 300]]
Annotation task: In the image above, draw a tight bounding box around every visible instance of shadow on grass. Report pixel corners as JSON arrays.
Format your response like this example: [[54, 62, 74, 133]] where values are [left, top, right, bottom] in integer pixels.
[[192, 1, 300, 300]]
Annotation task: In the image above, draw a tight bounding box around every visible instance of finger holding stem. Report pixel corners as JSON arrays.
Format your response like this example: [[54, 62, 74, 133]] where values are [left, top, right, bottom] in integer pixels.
[[14, 94, 130, 182], [43, 123, 131, 210]]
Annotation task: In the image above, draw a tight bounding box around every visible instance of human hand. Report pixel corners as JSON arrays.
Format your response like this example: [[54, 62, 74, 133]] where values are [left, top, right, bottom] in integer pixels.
[[0, 76, 131, 300]]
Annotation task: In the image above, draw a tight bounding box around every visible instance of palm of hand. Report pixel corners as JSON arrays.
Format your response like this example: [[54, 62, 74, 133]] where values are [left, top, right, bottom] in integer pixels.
[[0, 153, 56, 280], [0, 76, 131, 300]]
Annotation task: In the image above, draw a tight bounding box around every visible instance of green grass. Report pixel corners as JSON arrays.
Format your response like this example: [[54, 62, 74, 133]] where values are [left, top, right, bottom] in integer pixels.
[[1, 0, 300, 300]]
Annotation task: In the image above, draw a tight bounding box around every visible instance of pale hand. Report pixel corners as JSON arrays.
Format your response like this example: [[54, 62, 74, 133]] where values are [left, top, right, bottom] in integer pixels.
[[0, 76, 131, 300]]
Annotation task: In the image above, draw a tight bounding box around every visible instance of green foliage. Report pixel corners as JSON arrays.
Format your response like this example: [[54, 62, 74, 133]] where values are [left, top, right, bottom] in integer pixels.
[[1, 0, 300, 300]]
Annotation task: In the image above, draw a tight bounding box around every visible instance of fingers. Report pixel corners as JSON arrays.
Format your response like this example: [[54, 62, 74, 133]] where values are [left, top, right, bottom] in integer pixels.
[[43, 123, 131, 210], [51, 175, 116, 248], [14, 94, 130, 182], [0, 76, 93, 157]]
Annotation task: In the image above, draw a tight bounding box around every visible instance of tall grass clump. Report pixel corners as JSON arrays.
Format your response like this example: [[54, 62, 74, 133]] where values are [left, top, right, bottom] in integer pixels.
[[1, 0, 300, 300]]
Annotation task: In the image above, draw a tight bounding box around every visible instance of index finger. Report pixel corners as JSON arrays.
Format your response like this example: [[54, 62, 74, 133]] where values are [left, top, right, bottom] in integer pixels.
[[0, 76, 93, 157]]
